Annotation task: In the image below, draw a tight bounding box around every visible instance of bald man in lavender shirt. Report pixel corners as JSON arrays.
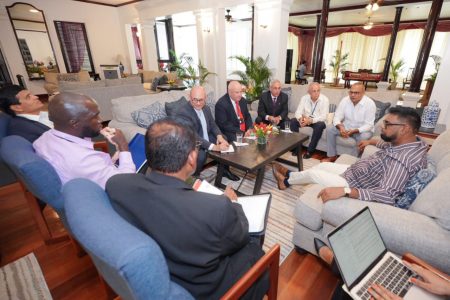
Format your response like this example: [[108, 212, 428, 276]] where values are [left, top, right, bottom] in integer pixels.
[[33, 92, 135, 189]]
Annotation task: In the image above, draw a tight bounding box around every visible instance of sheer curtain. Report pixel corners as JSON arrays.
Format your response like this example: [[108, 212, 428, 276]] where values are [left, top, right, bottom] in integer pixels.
[[322, 29, 450, 86], [287, 32, 299, 82], [226, 20, 252, 78], [173, 25, 199, 65]]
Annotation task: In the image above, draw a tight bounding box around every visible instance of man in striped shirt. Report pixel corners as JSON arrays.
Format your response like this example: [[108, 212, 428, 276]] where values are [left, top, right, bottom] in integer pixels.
[[272, 106, 428, 205]]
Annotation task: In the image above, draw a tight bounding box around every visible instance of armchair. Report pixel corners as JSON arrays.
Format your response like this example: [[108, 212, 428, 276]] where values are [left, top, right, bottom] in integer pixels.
[[63, 178, 281, 300], [0, 135, 68, 244]]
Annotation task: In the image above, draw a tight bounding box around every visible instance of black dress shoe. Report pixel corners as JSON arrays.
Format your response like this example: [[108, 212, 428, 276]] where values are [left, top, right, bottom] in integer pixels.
[[303, 152, 312, 159], [223, 169, 240, 181], [314, 238, 340, 277]]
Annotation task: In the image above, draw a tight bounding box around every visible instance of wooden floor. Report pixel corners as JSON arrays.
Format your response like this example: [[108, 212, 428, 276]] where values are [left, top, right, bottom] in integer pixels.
[[0, 174, 338, 299]]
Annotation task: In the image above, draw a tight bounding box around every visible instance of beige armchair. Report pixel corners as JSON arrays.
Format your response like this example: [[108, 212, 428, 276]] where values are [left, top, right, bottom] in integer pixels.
[[43, 70, 91, 95]]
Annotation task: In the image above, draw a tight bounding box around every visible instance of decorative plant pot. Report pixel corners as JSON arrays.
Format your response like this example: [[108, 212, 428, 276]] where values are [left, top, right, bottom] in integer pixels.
[[257, 136, 267, 145], [421, 101, 441, 129]]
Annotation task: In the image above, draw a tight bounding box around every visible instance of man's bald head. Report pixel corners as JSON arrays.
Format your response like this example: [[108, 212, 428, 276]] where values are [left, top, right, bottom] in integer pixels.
[[228, 81, 243, 102], [49, 92, 102, 138], [189, 85, 207, 110]]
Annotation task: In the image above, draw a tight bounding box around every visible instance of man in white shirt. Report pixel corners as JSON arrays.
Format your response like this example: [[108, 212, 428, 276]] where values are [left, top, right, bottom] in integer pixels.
[[0, 85, 52, 142], [291, 82, 329, 159], [322, 82, 376, 162]]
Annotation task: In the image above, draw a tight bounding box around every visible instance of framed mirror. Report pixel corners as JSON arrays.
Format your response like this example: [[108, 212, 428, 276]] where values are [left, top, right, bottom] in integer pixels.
[[6, 2, 59, 80]]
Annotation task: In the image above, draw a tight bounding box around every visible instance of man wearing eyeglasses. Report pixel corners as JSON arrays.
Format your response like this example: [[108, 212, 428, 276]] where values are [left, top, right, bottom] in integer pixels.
[[322, 82, 376, 162], [272, 106, 428, 206], [175, 86, 229, 176]]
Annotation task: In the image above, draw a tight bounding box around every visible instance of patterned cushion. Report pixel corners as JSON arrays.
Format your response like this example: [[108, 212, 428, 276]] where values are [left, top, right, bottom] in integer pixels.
[[131, 102, 167, 128], [329, 103, 337, 113], [394, 156, 437, 209], [205, 91, 216, 117], [281, 87, 292, 104], [151, 77, 159, 91], [165, 96, 187, 117], [159, 75, 168, 85], [57, 73, 79, 82], [373, 100, 391, 123]]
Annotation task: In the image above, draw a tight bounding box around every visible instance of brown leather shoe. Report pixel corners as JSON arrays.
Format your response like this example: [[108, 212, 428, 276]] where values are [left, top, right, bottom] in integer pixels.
[[321, 156, 338, 163], [272, 166, 287, 190], [272, 162, 289, 177]]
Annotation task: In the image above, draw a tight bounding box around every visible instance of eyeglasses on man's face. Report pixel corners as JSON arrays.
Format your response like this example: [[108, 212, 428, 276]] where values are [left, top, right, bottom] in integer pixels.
[[192, 98, 205, 103], [382, 120, 406, 128], [348, 91, 361, 95]]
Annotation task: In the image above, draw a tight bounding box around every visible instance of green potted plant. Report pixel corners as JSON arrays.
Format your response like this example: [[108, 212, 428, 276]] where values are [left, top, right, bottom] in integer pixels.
[[230, 55, 272, 103], [389, 59, 406, 90], [329, 42, 349, 86], [169, 51, 215, 87]]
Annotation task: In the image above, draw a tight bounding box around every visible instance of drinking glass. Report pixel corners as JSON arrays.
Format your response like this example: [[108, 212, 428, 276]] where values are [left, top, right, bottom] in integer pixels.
[[285, 121, 290, 132], [236, 131, 243, 143]]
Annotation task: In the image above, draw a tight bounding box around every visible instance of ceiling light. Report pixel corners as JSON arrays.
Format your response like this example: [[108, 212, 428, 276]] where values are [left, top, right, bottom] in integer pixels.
[[29, 9, 39, 13], [363, 22, 373, 30], [372, 3, 379, 11], [366, 1, 380, 12]]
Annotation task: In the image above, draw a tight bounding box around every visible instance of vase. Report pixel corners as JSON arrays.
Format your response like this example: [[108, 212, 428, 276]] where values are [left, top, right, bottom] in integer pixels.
[[421, 101, 441, 129], [257, 136, 267, 145]]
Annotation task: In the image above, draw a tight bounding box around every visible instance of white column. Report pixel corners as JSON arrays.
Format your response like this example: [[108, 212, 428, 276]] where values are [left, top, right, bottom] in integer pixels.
[[253, 0, 293, 82], [195, 8, 227, 97], [139, 19, 159, 71], [430, 40, 450, 127]]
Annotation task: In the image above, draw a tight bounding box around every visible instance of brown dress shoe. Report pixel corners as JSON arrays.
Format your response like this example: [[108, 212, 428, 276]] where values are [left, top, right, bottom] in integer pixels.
[[272, 162, 289, 177], [272, 166, 287, 190], [321, 156, 338, 163]]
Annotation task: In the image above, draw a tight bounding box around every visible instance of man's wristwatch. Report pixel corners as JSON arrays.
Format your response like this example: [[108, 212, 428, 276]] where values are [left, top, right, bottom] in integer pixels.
[[344, 187, 351, 198]]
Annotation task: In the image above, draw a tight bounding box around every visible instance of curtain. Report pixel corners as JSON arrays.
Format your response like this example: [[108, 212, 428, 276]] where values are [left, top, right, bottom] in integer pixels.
[[287, 32, 299, 82], [226, 20, 252, 78], [56, 22, 87, 73]]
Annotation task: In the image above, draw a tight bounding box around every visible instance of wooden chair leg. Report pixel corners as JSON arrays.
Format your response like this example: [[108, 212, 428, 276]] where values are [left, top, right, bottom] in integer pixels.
[[21, 182, 69, 244]]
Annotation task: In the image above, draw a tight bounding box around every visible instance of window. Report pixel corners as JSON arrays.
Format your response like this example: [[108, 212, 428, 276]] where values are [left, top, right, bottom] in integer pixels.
[[54, 21, 95, 74], [154, 18, 175, 68]]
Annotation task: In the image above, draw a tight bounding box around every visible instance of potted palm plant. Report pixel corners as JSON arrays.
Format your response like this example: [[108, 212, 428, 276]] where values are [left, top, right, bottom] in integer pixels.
[[169, 51, 215, 87], [329, 42, 349, 86], [389, 59, 406, 90], [230, 55, 272, 103]]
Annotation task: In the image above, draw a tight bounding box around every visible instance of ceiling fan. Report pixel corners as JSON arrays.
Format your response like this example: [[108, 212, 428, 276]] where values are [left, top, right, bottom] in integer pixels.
[[225, 9, 236, 23]]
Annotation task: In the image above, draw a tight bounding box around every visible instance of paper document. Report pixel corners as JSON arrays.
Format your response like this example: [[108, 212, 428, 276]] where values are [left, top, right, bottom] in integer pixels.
[[281, 129, 292, 133], [193, 180, 271, 233], [220, 145, 235, 153], [234, 141, 249, 147]]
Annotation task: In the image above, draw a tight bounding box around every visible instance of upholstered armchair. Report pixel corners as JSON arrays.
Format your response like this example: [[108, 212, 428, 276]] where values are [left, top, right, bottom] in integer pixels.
[[63, 178, 281, 300]]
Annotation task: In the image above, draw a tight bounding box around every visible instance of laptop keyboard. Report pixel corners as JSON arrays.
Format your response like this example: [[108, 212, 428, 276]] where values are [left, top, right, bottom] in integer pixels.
[[356, 256, 415, 300]]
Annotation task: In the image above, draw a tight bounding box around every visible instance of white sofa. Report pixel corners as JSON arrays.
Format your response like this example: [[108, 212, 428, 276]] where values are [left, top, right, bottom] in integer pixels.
[[292, 130, 450, 273], [251, 84, 402, 156]]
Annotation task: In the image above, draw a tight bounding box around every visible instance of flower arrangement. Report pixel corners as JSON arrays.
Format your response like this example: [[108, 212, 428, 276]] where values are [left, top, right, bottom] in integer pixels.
[[253, 122, 278, 144]]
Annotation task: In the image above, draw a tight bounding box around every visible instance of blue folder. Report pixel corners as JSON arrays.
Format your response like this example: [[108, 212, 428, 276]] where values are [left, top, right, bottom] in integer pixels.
[[128, 133, 147, 172]]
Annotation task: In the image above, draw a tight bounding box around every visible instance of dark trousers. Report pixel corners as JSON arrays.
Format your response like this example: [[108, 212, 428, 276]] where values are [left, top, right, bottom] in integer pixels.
[[290, 119, 326, 154], [255, 116, 286, 129], [195, 149, 208, 176]]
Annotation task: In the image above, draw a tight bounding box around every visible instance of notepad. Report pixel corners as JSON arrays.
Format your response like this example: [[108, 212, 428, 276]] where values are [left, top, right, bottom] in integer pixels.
[[220, 145, 235, 153], [193, 180, 271, 233]]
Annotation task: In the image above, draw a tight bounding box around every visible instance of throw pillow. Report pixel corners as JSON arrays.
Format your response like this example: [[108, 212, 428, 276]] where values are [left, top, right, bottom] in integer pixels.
[[281, 87, 292, 103], [165, 96, 187, 117], [329, 103, 337, 113], [410, 168, 450, 230], [58, 73, 79, 82], [150, 77, 159, 91], [205, 91, 216, 117], [159, 75, 168, 85], [131, 102, 167, 128], [373, 100, 391, 123], [394, 156, 437, 210]]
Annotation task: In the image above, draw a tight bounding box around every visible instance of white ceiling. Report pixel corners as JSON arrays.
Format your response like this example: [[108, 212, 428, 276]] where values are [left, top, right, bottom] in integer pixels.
[[289, 0, 450, 27]]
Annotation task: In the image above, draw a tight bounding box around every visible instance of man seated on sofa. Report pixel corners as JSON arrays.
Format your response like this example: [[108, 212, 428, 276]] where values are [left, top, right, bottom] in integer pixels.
[[0, 85, 52, 142], [106, 119, 268, 300], [33, 92, 135, 189], [255, 79, 288, 128], [215, 80, 254, 181], [322, 82, 376, 162], [273, 106, 428, 205], [290, 82, 329, 159], [175, 85, 229, 176]]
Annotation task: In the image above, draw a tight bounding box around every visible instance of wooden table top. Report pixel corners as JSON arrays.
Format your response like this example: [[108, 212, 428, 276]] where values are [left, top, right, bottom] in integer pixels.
[[208, 131, 308, 172]]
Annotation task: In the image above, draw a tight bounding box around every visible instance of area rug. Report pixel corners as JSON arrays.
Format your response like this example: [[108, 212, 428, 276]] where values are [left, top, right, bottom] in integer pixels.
[[0, 253, 52, 300], [201, 154, 320, 263]]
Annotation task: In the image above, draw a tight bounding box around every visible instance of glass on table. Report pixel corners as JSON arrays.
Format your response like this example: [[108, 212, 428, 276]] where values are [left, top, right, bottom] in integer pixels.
[[236, 131, 243, 143]]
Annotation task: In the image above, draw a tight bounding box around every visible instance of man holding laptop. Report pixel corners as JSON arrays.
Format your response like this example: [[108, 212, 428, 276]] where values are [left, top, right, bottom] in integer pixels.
[[106, 119, 268, 300]]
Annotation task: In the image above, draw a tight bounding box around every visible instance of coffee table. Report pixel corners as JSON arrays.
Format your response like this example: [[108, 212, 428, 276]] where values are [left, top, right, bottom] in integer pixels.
[[208, 131, 308, 195]]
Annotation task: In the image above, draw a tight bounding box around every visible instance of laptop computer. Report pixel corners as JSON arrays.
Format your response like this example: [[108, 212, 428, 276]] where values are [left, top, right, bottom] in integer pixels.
[[327, 207, 444, 300]]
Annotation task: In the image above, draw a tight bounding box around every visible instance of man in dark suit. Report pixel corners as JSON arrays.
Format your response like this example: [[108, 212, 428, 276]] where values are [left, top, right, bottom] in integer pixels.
[[106, 119, 268, 300], [255, 79, 289, 128], [215, 80, 253, 181], [175, 86, 229, 175], [0, 85, 51, 142]]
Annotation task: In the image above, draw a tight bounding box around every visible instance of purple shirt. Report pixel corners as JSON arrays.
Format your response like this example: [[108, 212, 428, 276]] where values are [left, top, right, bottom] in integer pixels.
[[342, 139, 428, 205], [33, 129, 135, 189]]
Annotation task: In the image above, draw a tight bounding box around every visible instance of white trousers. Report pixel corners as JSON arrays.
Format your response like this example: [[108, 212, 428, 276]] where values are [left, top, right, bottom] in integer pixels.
[[287, 162, 350, 187]]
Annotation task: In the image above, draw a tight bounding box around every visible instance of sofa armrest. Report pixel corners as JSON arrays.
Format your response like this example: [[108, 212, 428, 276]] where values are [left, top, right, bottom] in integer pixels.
[[361, 144, 379, 159], [322, 199, 450, 273]]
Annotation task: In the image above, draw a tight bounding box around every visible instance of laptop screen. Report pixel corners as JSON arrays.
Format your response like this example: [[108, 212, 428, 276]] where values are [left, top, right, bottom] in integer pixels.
[[328, 208, 387, 289]]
